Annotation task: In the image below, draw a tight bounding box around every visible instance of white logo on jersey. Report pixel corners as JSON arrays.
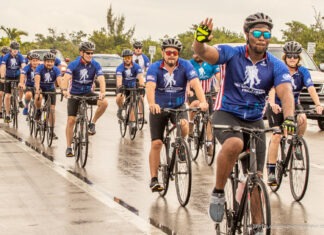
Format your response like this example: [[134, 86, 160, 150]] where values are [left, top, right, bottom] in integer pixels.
[[44, 72, 51, 83], [10, 58, 17, 68], [80, 68, 89, 82], [125, 69, 132, 79], [291, 78, 297, 90], [31, 71, 35, 82], [244, 65, 260, 88], [198, 67, 205, 77], [164, 73, 176, 87]]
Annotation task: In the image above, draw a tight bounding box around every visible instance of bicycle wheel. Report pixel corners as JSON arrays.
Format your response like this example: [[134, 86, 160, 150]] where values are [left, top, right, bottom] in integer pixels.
[[40, 107, 49, 144], [129, 102, 138, 140], [203, 120, 216, 166], [11, 96, 18, 129], [73, 121, 80, 160], [215, 176, 235, 235], [28, 103, 35, 136], [175, 140, 192, 206], [289, 137, 309, 201], [137, 97, 145, 130], [188, 116, 202, 161], [78, 118, 89, 168], [119, 102, 128, 138], [158, 136, 171, 197], [242, 177, 271, 235], [269, 139, 285, 192]]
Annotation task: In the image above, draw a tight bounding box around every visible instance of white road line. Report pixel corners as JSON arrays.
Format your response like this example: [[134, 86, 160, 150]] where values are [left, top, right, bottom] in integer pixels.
[[310, 163, 324, 170]]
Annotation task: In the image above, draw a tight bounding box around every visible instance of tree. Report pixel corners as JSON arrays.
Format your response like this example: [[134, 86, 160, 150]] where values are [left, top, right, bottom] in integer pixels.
[[0, 26, 28, 42]]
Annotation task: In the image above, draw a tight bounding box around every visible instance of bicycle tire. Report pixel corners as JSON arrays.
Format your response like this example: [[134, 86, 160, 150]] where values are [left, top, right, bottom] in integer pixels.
[[203, 120, 216, 166], [269, 139, 285, 192], [46, 109, 54, 147], [73, 120, 80, 160], [11, 96, 18, 129], [40, 106, 49, 144], [78, 118, 89, 168], [289, 137, 309, 201], [158, 136, 171, 197], [242, 177, 271, 235], [188, 116, 201, 161], [175, 140, 192, 206], [28, 103, 35, 136], [129, 101, 138, 140], [137, 96, 145, 130], [215, 175, 235, 235], [119, 102, 128, 138]]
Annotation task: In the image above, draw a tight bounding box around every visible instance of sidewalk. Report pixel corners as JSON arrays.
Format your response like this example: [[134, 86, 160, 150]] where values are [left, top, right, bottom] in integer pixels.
[[0, 128, 162, 235]]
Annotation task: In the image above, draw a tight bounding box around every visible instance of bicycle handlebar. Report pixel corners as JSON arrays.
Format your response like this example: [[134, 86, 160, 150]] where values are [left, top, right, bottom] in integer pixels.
[[161, 107, 201, 113], [213, 124, 280, 135], [69, 95, 100, 101]]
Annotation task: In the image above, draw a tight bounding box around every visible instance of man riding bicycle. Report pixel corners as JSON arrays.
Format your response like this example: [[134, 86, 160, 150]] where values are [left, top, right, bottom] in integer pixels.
[[193, 13, 296, 224], [146, 37, 208, 192], [0, 46, 10, 119], [132, 41, 150, 73], [266, 41, 323, 186], [0, 41, 26, 123], [116, 48, 145, 132], [60, 41, 108, 157]]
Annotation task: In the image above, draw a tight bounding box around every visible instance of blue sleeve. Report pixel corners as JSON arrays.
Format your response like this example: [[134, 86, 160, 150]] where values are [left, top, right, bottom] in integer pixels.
[[18, 54, 25, 64], [94, 61, 104, 76], [54, 66, 61, 77], [116, 64, 124, 76], [143, 54, 150, 68], [182, 59, 198, 81], [299, 66, 313, 88], [22, 65, 29, 74], [268, 54, 292, 87], [55, 58, 62, 66], [1, 54, 9, 64], [146, 63, 158, 83], [214, 45, 240, 65], [35, 64, 43, 75], [66, 60, 77, 75], [135, 63, 143, 74]]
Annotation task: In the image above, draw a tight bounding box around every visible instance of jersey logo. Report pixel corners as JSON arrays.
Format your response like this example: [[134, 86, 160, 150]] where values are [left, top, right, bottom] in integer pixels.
[[125, 69, 132, 79], [291, 78, 297, 90], [198, 67, 206, 78], [31, 71, 35, 82], [80, 68, 89, 83], [44, 72, 51, 83], [164, 73, 176, 87], [244, 65, 260, 88], [10, 58, 17, 68]]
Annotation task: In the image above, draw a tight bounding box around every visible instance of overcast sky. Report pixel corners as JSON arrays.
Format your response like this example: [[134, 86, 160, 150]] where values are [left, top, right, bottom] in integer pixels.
[[1, 0, 323, 42]]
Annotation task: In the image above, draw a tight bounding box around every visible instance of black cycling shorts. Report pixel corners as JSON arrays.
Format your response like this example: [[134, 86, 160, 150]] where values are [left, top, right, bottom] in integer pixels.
[[67, 91, 98, 117], [4, 77, 19, 94], [212, 110, 266, 172], [266, 103, 303, 127], [149, 104, 188, 141], [0, 82, 4, 92], [42, 88, 57, 106]]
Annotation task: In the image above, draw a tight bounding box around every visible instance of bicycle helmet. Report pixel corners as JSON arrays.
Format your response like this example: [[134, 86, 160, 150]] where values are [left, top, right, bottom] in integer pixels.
[[29, 53, 41, 60], [43, 52, 56, 61], [9, 41, 20, 50], [161, 38, 183, 51], [243, 12, 273, 33], [79, 41, 96, 51], [50, 48, 57, 54], [121, 49, 133, 57], [1, 46, 10, 54], [283, 41, 302, 54], [133, 41, 143, 48]]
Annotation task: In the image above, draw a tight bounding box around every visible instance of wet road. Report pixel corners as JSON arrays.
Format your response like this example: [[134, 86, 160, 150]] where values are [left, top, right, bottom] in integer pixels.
[[1, 95, 324, 234]]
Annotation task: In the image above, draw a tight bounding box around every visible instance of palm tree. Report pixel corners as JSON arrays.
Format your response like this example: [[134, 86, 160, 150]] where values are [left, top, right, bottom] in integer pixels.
[[0, 26, 28, 41]]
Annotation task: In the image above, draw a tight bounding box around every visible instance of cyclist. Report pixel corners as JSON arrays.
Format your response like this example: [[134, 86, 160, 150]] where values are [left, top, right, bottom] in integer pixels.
[[18, 53, 41, 115], [60, 41, 108, 157], [34, 52, 62, 139], [146, 38, 208, 192], [0, 41, 26, 123], [116, 48, 145, 132], [187, 49, 220, 156], [193, 13, 295, 224], [266, 41, 323, 185], [0, 46, 10, 119], [132, 41, 150, 73]]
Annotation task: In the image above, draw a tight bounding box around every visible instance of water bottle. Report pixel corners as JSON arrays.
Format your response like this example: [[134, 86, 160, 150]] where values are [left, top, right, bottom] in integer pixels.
[[235, 174, 247, 204]]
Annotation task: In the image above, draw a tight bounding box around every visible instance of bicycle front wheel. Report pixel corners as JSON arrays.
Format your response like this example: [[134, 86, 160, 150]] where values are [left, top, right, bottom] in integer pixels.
[[203, 120, 216, 166], [11, 96, 18, 129], [175, 140, 192, 206], [188, 117, 202, 161], [73, 121, 80, 159], [119, 103, 128, 138], [129, 102, 138, 140], [78, 119, 89, 168], [137, 97, 145, 130], [269, 139, 285, 193], [158, 137, 171, 197], [242, 177, 271, 235], [46, 111, 54, 147], [28, 104, 35, 136], [289, 137, 309, 201]]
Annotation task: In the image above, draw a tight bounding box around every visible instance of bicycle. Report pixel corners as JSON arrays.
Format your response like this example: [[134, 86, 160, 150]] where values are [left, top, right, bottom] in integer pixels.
[[157, 107, 193, 207], [3, 79, 20, 128], [213, 125, 278, 235], [34, 90, 62, 147], [70, 95, 97, 168], [269, 110, 315, 201], [118, 86, 145, 140]]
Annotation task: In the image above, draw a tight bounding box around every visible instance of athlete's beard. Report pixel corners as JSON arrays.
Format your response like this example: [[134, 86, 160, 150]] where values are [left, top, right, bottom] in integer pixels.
[[81, 56, 91, 64], [124, 61, 132, 67], [164, 59, 176, 68]]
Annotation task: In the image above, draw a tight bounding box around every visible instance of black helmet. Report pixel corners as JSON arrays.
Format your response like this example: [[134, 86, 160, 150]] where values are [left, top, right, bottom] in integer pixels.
[[121, 49, 133, 57], [133, 41, 143, 48], [243, 12, 273, 33], [283, 41, 302, 54], [79, 41, 95, 51], [161, 38, 183, 51], [50, 48, 57, 54], [43, 52, 56, 61], [10, 41, 20, 50], [1, 46, 10, 54], [29, 53, 40, 60]]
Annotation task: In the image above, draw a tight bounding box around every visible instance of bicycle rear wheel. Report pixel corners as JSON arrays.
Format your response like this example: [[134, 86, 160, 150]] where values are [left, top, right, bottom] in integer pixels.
[[11, 96, 18, 129], [175, 140, 192, 206], [137, 97, 145, 130], [242, 177, 271, 235], [28, 103, 35, 136], [188, 117, 202, 161], [46, 110, 54, 147], [269, 139, 285, 192], [203, 120, 216, 166], [289, 137, 309, 201], [73, 120, 80, 159], [158, 136, 171, 197], [119, 102, 128, 138], [78, 118, 89, 168], [129, 102, 138, 140]]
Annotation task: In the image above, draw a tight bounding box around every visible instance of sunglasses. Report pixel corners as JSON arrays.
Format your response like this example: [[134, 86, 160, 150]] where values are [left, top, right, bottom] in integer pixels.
[[250, 30, 271, 39], [84, 51, 94, 55], [123, 56, 132, 60], [134, 47, 142, 49], [165, 50, 179, 56], [286, 54, 299, 59]]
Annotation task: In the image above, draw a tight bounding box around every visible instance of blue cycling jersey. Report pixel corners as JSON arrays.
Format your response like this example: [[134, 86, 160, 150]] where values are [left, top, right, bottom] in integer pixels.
[[116, 62, 143, 88], [215, 45, 292, 121], [35, 64, 61, 91], [132, 53, 150, 71], [190, 59, 219, 80], [275, 65, 313, 105], [66, 56, 103, 95], [146, 58, 198, 108], [1, 53, 25, 78], [54, 57, 61, 67], [21, 64, 36, 87]]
